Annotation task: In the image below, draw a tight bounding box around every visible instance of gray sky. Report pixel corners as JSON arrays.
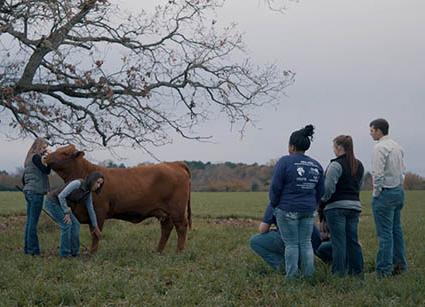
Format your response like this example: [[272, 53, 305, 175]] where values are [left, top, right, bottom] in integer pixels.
[[1, 0, 424, 174]]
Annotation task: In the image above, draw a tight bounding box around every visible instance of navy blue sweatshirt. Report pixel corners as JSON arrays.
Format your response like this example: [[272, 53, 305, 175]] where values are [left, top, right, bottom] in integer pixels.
[[269, 153, 324, 213]]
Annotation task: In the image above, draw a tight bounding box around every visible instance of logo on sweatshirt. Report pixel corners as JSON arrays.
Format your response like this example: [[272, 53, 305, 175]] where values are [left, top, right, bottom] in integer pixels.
[[297, 167, 305, 176], [310, 168, 320, 176]]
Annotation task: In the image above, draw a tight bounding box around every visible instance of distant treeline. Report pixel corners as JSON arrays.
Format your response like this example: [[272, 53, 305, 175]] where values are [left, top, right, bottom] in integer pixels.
[[185, 162, 425, 192], [1, 161, 425, 192], [186, 161, 273, 192]]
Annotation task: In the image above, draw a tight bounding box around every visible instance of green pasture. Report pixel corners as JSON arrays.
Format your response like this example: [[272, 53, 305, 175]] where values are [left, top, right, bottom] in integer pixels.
[[1, 191, 425, 306]]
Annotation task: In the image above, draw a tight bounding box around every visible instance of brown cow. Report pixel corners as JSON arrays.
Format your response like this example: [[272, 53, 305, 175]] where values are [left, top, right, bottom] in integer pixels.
[[45, 145, 191, 254]]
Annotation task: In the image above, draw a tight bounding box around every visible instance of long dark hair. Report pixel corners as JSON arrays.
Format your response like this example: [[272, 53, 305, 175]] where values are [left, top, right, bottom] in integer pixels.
[[333, 135, 358, 176], [84, 172, 104, 194], [289, 124, 315, 151]]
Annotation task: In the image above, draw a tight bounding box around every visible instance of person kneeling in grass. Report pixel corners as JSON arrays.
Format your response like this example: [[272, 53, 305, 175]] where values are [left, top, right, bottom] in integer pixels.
[[249, 203, 332, 271]]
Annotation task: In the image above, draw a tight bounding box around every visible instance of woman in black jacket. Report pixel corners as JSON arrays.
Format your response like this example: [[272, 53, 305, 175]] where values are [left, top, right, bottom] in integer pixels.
[[319, 135, 364, 276]]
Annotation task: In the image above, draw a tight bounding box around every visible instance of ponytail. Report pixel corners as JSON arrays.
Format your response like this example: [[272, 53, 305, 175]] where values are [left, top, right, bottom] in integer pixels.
[[333, 135, 358, 176]]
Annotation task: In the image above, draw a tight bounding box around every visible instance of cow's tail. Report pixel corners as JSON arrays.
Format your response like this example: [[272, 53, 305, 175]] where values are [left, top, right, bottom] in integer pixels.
[[179, 161, 192, 230], [175, 161, 192, 229], [178, 161, 191, 178], [187, 180, 192, 230]]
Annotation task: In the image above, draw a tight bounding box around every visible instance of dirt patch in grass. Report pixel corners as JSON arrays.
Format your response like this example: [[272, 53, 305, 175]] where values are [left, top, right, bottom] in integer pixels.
[[0, 215, 26, 232], [209, 217, 259, 227]]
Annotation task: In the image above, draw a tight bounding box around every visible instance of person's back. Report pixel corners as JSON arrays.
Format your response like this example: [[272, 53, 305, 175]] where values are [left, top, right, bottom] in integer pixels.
[[320, 135, 365, 276], [271, 124, 324, 278], [270, 153, 323, 213], [372, 136, 405, 194], [23, 141, 50, 195], [322, 154, 364, 210]]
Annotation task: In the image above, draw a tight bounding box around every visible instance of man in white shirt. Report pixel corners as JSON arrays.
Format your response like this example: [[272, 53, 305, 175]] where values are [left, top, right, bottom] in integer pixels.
[[369, 118, 407, 277]]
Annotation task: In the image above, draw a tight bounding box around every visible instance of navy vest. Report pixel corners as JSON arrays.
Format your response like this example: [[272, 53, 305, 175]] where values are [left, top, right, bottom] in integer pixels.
[[323, 155, 364, 205]]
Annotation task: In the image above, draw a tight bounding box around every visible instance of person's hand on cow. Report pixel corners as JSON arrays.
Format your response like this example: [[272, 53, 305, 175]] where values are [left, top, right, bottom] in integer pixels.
[[63, 213, 72, 224]]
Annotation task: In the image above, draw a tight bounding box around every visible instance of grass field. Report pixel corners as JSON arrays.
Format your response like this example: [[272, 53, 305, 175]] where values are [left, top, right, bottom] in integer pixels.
[[1, 191, 425, 306]]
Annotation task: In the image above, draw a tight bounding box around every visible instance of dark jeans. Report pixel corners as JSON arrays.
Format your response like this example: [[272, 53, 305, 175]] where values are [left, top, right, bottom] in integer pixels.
[[372, 186, 407, 276], [315, 240, 333, 264], [250, 230, 285, 270], [24, 191, 44, 255], [325, 208, 364, 276]]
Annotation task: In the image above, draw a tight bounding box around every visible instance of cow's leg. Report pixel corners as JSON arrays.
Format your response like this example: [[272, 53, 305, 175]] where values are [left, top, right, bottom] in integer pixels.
[[174, 220, 188, 252], [157, 217, 174, 253]]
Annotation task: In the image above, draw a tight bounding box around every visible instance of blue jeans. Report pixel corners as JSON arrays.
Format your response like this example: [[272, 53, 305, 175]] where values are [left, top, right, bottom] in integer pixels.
[[275, 209, 315, 278], [372, 186, 407, 276], [325, 208, 364, 276], [250, 230, 333, 270], [250, 230, 285, 270], [44, 198, 80, 257], [24, 191, 44, 255]]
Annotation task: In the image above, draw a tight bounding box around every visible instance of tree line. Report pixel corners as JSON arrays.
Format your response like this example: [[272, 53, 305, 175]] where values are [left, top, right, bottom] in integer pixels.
[[1, 161, 425, 192]]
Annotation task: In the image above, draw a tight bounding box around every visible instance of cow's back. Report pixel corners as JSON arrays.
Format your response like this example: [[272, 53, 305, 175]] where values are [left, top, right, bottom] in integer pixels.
[[99, 162, 190, 219]]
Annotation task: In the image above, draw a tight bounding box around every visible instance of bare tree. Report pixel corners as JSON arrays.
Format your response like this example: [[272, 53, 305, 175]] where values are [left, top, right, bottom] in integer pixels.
[[265, 0, 298, 12], [0, 0, 294, 152]]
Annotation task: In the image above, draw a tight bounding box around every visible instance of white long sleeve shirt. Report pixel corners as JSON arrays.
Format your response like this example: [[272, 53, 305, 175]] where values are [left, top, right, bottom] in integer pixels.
[[371, 135, 406, 197]]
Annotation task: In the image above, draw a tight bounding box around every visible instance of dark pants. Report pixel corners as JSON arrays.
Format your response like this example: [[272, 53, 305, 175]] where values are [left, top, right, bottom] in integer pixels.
[[325, 208, 364, 276], [24, 191, 44, 255], [315, 240, 333, 264]]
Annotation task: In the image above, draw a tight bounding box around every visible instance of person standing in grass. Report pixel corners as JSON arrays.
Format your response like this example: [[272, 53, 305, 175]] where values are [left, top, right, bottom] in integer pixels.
[[250, 203, 332, 271], [369, 118, 407, 277], [269, 125, 324, 278], [22, 138, 51, 256], [44, 172, 104, 257], [318, 135, 364, 276]]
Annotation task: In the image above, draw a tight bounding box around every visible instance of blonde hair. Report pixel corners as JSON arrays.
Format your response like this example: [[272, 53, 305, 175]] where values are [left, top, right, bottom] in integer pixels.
[[24, 138, 48, 166]]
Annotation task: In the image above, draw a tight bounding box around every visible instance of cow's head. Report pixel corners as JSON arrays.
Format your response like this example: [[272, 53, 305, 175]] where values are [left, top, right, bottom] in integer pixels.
[[45, 145, 85, 175]]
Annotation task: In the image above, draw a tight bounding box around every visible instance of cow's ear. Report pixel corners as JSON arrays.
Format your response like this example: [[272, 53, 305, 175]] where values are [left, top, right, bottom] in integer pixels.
[[72, 151, 85, 159]]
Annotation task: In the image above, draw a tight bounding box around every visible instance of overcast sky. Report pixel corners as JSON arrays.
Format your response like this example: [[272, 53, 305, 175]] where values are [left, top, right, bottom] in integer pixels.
[[1, 0, 424, 174]]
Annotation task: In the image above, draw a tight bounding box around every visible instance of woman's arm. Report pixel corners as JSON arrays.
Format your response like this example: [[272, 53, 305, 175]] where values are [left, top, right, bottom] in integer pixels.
[[321, 162, 342, 203], [85, 193, 98, 228], [269, 158, 286, 207], [259, 203, 275, 233], [57, 180, 82, 214], [32, 154, 51, 175]]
